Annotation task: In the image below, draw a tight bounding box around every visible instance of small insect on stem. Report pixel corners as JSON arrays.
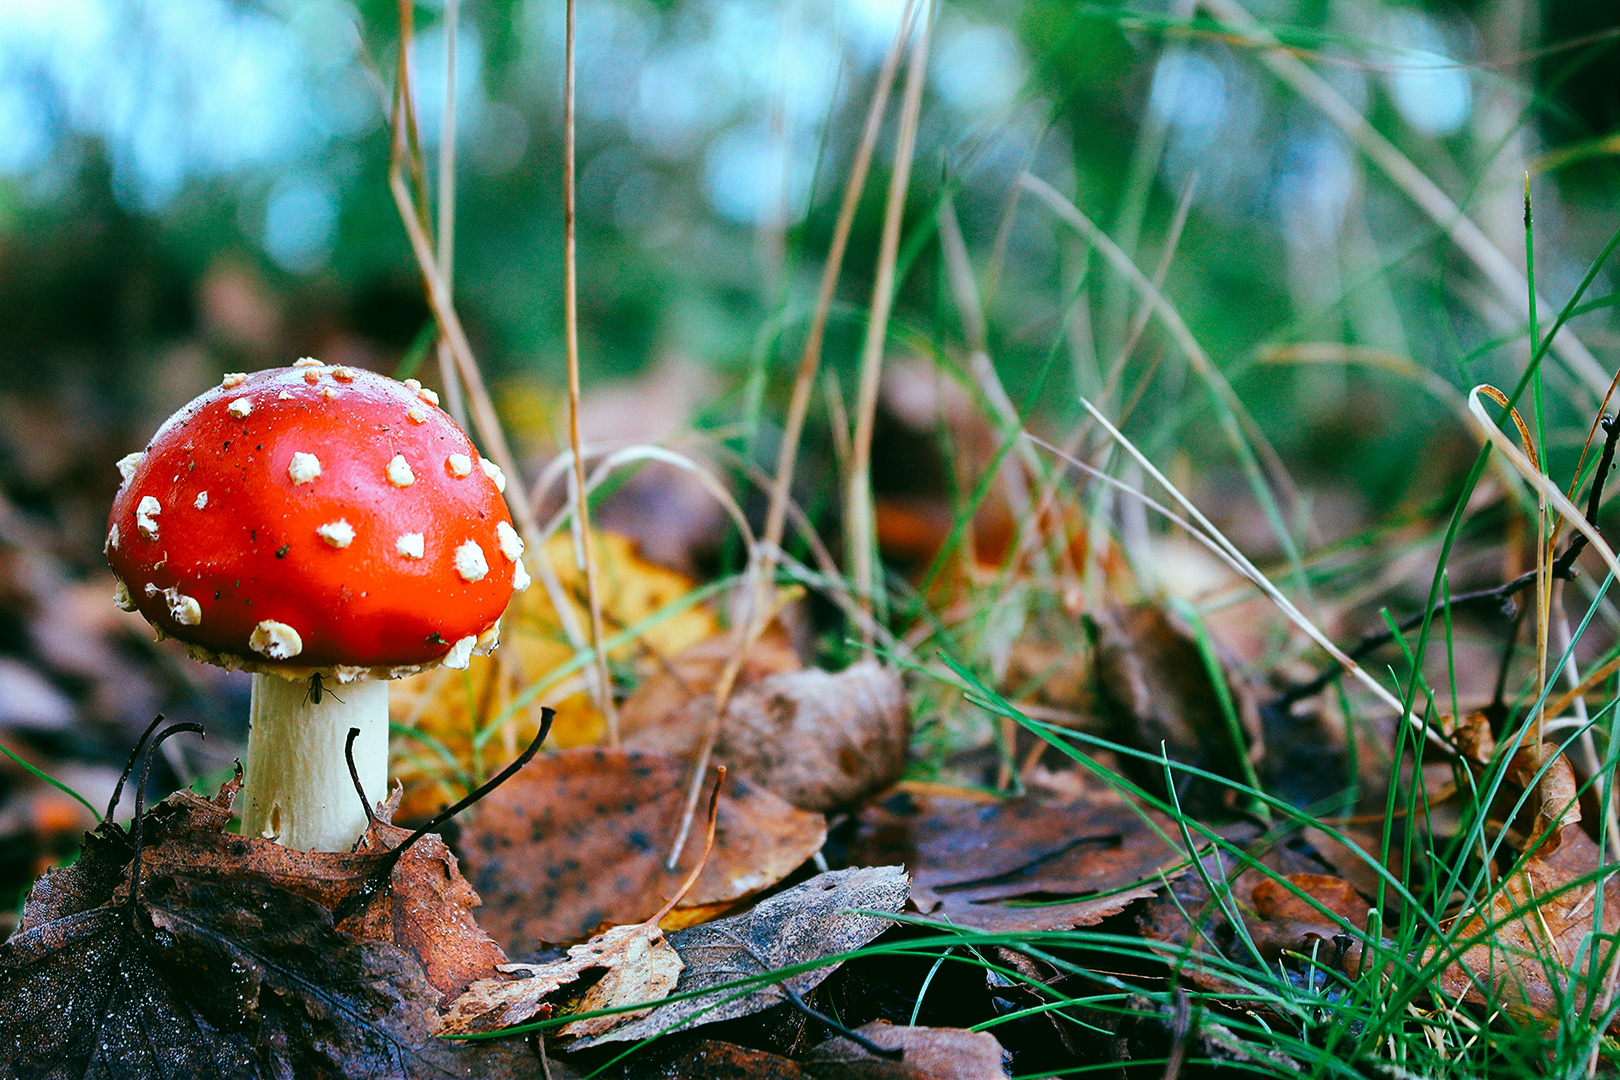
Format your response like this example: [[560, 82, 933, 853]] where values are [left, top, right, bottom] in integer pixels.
[[304, 672, 345, 707]]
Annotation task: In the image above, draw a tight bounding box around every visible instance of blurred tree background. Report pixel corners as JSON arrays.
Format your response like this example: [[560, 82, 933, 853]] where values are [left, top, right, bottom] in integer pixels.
[[0, 0, 1618, 900]]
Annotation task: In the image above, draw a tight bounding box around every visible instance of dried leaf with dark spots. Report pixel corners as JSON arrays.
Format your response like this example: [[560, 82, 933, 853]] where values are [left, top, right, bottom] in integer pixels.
[[457, 748, 827, 950], [848, 792, 1186, 932], [571, 866, 909, 1049], [804, 1022, 1010, 1080]]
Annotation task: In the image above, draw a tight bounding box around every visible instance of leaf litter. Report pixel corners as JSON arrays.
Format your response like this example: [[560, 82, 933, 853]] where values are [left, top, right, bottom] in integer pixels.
[[455, 746, 826, 950], [0, 730, 540, 1079]]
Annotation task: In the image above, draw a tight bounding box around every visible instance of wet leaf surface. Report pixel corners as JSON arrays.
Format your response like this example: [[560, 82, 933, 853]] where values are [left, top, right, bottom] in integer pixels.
[[571, 866, 909, 1049], [456, 749, 827, 950]]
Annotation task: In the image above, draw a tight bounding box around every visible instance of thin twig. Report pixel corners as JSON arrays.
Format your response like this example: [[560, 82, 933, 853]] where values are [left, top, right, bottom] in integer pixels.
[[651, 766, 724, 925], [562, 0, 618, 746], [1273, 411, 1620, 711], [334, 708, 554, 924], [107, 713, 167, 822], [126, 723, 204, 924], [780, 981, 904, 1060], [344, 726, 381, 834]]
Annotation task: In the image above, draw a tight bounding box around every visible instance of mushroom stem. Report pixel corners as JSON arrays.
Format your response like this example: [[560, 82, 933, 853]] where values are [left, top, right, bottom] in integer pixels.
[[240, 674, 389, 851]]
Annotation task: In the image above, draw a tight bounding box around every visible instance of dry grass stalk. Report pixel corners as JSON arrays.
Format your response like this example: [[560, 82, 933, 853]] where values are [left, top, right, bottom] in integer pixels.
[[388, 1, 590, 709], [435, 0, 470, 433], [847, 0, 937, 642], [562, 0, 620, 745], [665, 0, 924, 869]]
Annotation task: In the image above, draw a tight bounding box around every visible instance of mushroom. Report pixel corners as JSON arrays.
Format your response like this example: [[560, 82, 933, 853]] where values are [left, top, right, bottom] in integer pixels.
[[105, 360, 528, 851]]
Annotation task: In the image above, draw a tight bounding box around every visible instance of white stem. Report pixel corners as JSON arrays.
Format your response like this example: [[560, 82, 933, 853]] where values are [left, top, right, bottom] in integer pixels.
[[240, 674, 389, 852]]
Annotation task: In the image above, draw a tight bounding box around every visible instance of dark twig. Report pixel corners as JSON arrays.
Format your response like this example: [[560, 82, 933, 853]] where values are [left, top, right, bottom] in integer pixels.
[[345, 726, 381, 835], [779, 978, 904, 1060], [126, 722, 205, 924], [1273, 413, 1620, 715], [107, 714, 167, 822], [334, 707, 554, 923]]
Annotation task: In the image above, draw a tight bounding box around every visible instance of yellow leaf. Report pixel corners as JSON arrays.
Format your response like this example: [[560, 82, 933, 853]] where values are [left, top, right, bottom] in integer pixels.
[[389, 531, 720, 816]]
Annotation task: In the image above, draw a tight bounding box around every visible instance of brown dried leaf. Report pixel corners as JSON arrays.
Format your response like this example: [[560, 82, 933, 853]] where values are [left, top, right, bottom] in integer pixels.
[[444, 920, 683, 1036], [0, 782, 537, 1080], [847, 792, 1187, 932], [1091, 603, 1254, 814], [625, 1039, 811, 1079], [1503, 741, 1581, 855], [1136, 825, 1355, 991], [133, 782, 506, 1002], [625, 652, 910, 813], [804, 1022, 1010, 1080], [1251, 874, 1370, 926], [457, 749, 827, 950], [1429, 825, 1620, 1028]]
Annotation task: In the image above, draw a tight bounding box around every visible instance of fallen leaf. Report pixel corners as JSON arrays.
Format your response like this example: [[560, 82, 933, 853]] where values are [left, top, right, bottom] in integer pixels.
[[571, 866, 909, 1049], [444, 919, 683, 1036], [625, 658, 911, 812], [1429, 821, 1620, 1028], [391, 530, 721, 816], [457, 748, 827, 949], [1246, 873, 1372, 967], [847, 792, 1187, 932], [132, 775, 506, 1003], [1136, 825, 1356, 993], [1503, 740, 1580, 854], [1091, 603, 1255, 814], [619, 1039, 812, 1078], [804, 1022, 1010, 1080], [0, 785, 538, 1079], [619, 632, 801, 738]]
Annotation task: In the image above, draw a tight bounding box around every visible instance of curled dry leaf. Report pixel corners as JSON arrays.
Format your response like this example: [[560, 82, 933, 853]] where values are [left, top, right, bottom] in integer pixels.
[[805, 1021, 1010, 1080], [443, 919, 683, 1036], [847, 792, 1188, 932], [457, 748, 827, 950], [0, 779, 537, 1080], [1503, 741, 1580, 855], [624, 647, 911, 813], [1137, 824, 1359, 993], [133, 777, 505, 1002], [1428, 737, 1619, 1034], [572, 866, 910, 1049]]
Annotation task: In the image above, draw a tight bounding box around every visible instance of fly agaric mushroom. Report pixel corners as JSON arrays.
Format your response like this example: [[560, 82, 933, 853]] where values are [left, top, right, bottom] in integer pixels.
[[105, 359, 530, 851]]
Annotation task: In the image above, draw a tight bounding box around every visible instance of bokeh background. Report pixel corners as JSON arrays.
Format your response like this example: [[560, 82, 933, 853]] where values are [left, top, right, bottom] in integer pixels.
[[1, 0, 1618, 914]]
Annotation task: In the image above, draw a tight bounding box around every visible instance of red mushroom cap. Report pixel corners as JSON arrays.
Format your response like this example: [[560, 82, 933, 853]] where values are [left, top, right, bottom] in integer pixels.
[[106, 361, 527, 676]]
